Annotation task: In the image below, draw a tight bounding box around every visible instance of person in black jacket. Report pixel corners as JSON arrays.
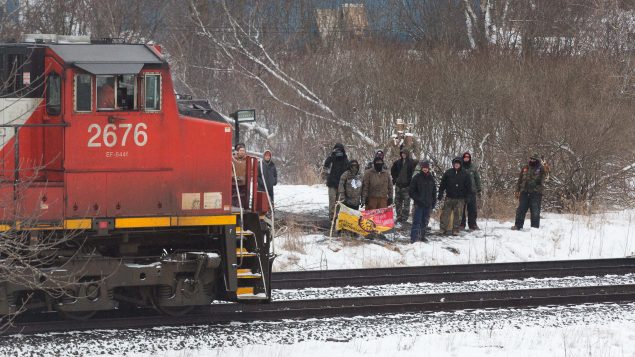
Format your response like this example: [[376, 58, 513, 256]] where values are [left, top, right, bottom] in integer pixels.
[[390, 149, 416, 226], [257, 150, 278, 205], [409, 160, 437, 243], [438, 157, 472, 235], [323, 143, 349, 220]]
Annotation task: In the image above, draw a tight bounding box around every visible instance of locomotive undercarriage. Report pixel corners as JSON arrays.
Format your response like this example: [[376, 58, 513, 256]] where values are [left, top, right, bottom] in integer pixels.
[[0, 226, 234, 318]]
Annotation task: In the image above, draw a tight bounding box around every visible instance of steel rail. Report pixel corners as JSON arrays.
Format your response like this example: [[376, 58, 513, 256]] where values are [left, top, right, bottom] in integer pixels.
[[271, 258, 635, 289], [5, 283, 635, 335]]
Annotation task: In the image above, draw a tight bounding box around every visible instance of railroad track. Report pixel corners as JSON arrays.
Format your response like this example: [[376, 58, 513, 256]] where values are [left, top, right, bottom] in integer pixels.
[[271, 258, 635, 289], [6, 283, 635, 335]]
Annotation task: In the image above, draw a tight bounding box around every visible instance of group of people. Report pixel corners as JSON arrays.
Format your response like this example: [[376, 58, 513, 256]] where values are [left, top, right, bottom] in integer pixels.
[[324, 143, 547, 243], [232, 143, 278, 208]]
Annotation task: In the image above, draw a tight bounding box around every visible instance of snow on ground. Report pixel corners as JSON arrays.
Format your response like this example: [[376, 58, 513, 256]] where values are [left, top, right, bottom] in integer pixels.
[[273, 185, 635, 271]]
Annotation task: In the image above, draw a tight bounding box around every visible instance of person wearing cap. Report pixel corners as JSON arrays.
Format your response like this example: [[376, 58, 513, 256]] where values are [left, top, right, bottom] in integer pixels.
[[460, 152, 482, 230], [338, 160, 363, 210], [438, 157, 472, 235], [391, 149, 416, 227], [409, 160, 437, 243], [361, 157, 393, 210], [257, 150, 278, 205], [512, 153, 546, 230], [365, 149, 387, 171], [323, 143, 349, 220]]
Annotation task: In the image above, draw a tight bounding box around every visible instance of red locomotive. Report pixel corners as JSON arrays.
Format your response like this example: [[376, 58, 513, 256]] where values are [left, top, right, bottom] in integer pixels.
[[0, 35, 272, 318]]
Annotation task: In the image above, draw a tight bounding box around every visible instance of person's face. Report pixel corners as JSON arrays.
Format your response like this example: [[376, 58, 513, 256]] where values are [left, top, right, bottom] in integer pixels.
[[237, 147, 246, 158], [453, 162, 461, 170], [422, 167, 429, 174], [463, 155, 470, 163], [401, 152, 407, 159], [264, 152, 271, 161]]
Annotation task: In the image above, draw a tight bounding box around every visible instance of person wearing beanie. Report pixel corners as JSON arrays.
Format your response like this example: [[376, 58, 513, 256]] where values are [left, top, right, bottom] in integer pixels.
[[338, 160, 363, 210], [323, 143, 349, 220], [409, 160, 437, 243], [257, 150, 278, 205], [438, 157, 472, 235], [390, 149, 417, 227], [361, 156, 393, 210], [460, 151, 482, 230], [512, 153, 546, 230]]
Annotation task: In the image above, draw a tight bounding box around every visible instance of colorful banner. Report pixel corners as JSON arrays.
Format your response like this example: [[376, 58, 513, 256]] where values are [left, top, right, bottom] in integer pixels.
[[361, 206, 394, 232], [335, 204, 394, 236]]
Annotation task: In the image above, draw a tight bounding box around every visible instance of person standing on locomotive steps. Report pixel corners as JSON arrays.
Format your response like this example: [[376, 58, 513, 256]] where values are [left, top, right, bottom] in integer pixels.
[[362, 157, 393, 210], [257, 150, 278, 205], [438, 157, 472, 235], [390, 149, 416, 227], [460, 152, 482, 230], [512, 153, 546, 230], [409, 160, 437, 243], [232, 143, 248, 207], [338, 160, 363, 210], [323, 143, 349, 220]]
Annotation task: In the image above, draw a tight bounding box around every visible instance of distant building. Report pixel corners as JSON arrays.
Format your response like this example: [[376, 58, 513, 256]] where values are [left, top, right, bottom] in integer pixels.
[[315, 3, 368, 42]]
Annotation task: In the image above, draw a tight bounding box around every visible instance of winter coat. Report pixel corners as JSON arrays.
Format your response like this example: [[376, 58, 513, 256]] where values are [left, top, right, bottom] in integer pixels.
[[516, 161, 545, 194], [438, 167, 472, 200], [232, 155, 247, 186], [409, 171, 437, 208], [462, 161, 482, 194], [323, 144, 349, 188], [257, 159, 277, 193], [361, 169, 393, 201], [338, 169, 363, 207], [390, 157, 417, 188]]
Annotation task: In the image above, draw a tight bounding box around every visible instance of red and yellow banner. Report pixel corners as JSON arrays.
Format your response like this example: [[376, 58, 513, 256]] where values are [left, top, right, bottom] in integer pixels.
[[336, 205, 394, 236]]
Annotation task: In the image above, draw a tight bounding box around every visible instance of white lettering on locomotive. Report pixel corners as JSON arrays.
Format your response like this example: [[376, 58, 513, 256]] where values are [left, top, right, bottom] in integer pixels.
[[87, 123, 148, 148]]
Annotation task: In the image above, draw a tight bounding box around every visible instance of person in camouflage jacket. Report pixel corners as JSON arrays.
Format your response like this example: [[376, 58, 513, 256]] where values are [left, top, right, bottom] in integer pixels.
[[338, 160, 363, 210], [512, 153, 546, 230], [460, 152, 482, 230]]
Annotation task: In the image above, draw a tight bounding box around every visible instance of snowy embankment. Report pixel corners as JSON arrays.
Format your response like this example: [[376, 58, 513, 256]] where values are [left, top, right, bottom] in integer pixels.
[[273, 184, 635, 271]]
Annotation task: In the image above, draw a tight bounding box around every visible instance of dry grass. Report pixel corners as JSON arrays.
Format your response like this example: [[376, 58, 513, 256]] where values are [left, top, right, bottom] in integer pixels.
[[479, 193, 518, 220], [278, 218, 308, 254]]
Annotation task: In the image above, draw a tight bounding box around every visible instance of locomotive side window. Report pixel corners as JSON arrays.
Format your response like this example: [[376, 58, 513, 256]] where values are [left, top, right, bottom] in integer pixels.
[[46, 72, 61, 116], [96, 75, 116, 110], [75, 74, 92, 112], [117, 74, 136, 110], [144, 74, 161, 111]]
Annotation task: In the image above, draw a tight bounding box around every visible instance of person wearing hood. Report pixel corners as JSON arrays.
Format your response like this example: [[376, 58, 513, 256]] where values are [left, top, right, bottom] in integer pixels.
[[391, 149, 416, 226], [438, 157, 472, 235], [323, 143, 349, 220], [257, 150, 278, 205], [232, 143, 248, 207], [361, 157, 393, 210], [409, 160, 437, 243], [512, 153, 546, 230], [460, 151, 482, 230], [338, 160, 363, 210]]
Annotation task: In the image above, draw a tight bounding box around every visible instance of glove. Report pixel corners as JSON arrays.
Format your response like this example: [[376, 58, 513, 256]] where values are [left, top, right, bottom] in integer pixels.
[[515, 192, 520, 200], [387, 197, 393, 206]]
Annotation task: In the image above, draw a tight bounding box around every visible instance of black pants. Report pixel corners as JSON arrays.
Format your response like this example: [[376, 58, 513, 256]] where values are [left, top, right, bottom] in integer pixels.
[[515, 192, 542, 228], [460, 193, 477, 227]]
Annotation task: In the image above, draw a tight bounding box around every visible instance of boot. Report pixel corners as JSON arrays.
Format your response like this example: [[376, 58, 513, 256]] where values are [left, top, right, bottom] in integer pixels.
[[452, 230, 460, 236], [469, 224, 480, 230], [459, 224, 466, 230], [511, 225, 520, 230]]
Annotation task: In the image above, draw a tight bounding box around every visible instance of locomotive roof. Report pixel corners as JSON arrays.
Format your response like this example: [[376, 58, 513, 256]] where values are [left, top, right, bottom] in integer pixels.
[[48, 44, 165, 74]]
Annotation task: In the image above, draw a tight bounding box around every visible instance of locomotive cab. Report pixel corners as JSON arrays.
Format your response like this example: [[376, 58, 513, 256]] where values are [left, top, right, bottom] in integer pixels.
[[0, 36, 272, 318]]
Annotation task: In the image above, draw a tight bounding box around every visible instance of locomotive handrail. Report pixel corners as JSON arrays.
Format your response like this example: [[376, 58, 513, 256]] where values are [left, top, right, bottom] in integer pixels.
[[231, 161, 246, 268]]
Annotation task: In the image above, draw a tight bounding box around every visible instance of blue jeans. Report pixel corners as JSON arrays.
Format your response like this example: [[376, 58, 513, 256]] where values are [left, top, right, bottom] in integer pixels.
[[411, 205, 431, 243]]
